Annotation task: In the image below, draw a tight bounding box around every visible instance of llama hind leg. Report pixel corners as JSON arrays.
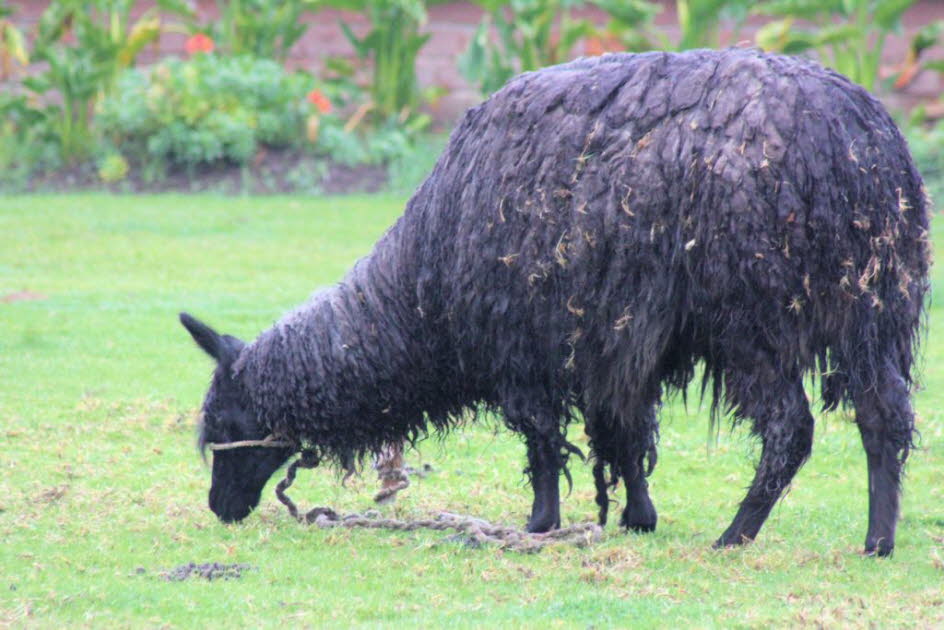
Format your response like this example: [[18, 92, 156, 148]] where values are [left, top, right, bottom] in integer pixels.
[[715, 374, 814, 548], [853, 363, 914, 557], [586, 402, 659, 532]]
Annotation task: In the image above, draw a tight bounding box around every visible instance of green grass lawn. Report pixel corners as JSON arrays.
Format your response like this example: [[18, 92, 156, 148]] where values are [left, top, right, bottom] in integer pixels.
[[1, 193, 942, 628]]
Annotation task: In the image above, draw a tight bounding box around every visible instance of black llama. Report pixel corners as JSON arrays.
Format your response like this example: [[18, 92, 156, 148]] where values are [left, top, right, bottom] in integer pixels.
[[181, 48, 930, 556]]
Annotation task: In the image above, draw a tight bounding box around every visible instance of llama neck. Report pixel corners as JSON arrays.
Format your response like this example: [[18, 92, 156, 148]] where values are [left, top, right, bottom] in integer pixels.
[[235, 226, 455, 463]]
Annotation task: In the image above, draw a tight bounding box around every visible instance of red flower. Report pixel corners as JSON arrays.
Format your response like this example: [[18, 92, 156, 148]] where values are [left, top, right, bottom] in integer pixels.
[[185, 33, 215, 56], [306, 89, 332, 114]]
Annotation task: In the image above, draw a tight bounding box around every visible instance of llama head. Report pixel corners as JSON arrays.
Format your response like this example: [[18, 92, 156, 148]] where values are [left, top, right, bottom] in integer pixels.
[[179, 312, 293, 523]]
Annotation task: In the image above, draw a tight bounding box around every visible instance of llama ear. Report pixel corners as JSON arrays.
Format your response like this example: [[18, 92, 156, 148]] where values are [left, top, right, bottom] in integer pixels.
[[220, 334, 246, 358], [179, 312, 244, 364]]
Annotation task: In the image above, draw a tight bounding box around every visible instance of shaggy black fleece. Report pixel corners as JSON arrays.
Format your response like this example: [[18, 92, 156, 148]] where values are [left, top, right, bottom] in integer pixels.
[[187, 48, 930, 554]]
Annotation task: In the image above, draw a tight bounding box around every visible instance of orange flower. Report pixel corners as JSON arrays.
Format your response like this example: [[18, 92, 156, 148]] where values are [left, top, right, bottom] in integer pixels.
[[585, 34, 621, 56], [584, 36, 605, 57], [185, 33, 214, 56], [306, 89, 332, 114]]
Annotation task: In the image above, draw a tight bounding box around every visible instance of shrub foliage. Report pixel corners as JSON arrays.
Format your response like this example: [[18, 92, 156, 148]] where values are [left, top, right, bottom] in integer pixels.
[[97, 55, 316, 170]]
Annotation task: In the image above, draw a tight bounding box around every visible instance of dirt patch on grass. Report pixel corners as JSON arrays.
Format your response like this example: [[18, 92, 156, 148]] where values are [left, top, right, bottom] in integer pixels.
[[35, 485, 69, 505], [1, 291, 47, 303], [158, 563, 254, 582]]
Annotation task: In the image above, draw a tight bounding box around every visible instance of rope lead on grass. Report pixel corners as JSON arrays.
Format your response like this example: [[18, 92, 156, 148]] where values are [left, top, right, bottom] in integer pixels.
[[272, 450, 603, 553]]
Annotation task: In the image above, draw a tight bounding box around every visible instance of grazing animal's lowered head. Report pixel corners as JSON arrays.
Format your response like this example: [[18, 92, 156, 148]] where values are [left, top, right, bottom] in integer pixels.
[[180, 312, 294, 523]]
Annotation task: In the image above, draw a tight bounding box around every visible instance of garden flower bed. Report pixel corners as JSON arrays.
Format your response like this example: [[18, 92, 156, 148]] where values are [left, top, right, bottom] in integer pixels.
[[1, 0, 943, 194]]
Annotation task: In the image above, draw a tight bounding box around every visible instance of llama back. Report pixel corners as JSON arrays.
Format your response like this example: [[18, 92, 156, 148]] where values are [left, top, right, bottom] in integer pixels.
[[399, 48, 930, 420]]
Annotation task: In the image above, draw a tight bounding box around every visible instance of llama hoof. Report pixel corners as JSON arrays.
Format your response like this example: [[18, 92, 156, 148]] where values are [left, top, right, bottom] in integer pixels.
[[864, 537, 894, 557], [713, 529, 754, 549], [619, 505, 657, 533], [525, 514, 560, 534], [621, 518, 656, 533]]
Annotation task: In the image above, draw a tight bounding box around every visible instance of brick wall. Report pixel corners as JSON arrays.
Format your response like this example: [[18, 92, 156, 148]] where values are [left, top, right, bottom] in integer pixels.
[[7, 1, 944, 123]]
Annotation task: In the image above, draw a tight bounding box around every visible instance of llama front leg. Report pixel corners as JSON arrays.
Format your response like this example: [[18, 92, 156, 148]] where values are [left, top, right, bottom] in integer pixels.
[[524, 431, 561, 533], [617, 438, 658, 532]]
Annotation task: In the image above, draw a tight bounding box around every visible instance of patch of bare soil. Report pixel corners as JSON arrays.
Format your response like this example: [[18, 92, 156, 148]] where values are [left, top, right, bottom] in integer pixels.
[[158, 562, 254, 582], [24, 149, 388, 195], [1, 291, 47, 303]]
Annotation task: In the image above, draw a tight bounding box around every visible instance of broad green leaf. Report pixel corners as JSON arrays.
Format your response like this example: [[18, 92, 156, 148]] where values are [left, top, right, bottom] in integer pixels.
[[464, 0, 506, 11], [752, 0, 843, 19], [1, 21, 28, 66], [22, 75, 52, 94], [118, 15, 162, 68], [557, 19, 592, 55], [923, 59, 944, 73], [458, 20, 490, 83], [155, 0, 197, 18], [782, 35, 816, 54], [874, 0, 917, 30], [909, 21, 943, 56], [813, 23, 861, 46], [754, 18, 795, 51], [339, 20, 369, 58], [589, 0, 660, 24], [325, 56, 356, 77]]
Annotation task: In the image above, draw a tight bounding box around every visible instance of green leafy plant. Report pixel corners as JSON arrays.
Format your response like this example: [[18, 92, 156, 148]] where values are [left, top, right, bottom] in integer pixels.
[[98, 152, 129, 183], [95, 53, 412, 181], [329, 0, 432, 120], [0, 93, 62, 189], [459, 0, 749, 96], [584, 0, 660, 55], [674, 0, 750, 50], [587, 0, 750, 57], [0, 1, 28, 80], [176, 0, 430, 120], [96, 55, 321, 172], [904, 119, 944, 182], [753, 0, 918, 91], [175, 0, 315, 61], [22, 0, 185, 161], [893, 20, 944, 91], [459, 0, 594, 95]]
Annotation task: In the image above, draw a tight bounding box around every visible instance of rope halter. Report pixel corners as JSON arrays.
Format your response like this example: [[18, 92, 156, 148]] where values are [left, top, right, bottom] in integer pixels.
[[206, 435, 297, 451]]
